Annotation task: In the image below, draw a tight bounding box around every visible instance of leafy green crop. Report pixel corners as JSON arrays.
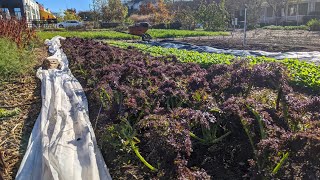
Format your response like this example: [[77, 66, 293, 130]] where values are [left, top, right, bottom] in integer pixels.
[[148, 29, 229, 38], [109, 41, 320, 93], [37, 30, 139, 41], [37, 29, 229, 41], [262, 25, 308, 31]]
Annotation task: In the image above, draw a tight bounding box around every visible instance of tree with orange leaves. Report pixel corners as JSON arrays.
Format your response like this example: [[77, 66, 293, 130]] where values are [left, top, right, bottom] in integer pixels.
[[139, 0, 172, 24], [140, 2, 156, 15]]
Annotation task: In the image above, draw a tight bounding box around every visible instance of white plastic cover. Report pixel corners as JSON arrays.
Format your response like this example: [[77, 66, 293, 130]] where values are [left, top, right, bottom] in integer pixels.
[[16, 36, 112, 180]]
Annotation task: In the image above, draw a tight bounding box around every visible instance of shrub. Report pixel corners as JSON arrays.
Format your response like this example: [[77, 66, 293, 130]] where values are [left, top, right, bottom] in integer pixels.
[[307, 19, 320, 31], [129, 14, 153, 23], [65, 25, 84, 31], [0, 19, 37, 48], [83, 21, 95, 30], [0, 38, 35, 79], [42, 28, 66, 32], [152, 22, 182, 29], [302, 11, 320, 24], [100, 22, 121, 29]]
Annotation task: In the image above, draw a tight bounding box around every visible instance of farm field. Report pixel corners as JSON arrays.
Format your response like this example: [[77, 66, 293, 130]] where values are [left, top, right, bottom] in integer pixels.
[[37, 29, 229, 41], [1, 0, 320, 177], [1, 35, 320, 179], [58, 37, 319, 179], [1, 32, 320, 179], [109, 41, 320, 92], [1, 18, 320, 179], [180, 29, 320, 52]]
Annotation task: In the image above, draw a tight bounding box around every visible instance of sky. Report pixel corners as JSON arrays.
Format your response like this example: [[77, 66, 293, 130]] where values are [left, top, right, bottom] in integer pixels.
[[36, 0, 92, 13]]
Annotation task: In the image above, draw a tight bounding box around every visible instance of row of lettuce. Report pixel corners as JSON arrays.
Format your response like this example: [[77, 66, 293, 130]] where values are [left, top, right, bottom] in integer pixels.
[[37, 29, 229, 41], [109, 41, 320, 93]]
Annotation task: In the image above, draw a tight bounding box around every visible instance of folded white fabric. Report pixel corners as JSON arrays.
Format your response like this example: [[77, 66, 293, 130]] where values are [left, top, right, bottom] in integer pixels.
[[16, 37, 112, 180]]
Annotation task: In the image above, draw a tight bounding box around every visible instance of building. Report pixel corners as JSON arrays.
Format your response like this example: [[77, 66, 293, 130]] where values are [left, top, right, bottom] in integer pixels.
[[125, 0, 156, 12], [38, 3, 56, 20], [0, 0, 40, 21], [125, 0, 193, 13], [260, 0, 320, 25]]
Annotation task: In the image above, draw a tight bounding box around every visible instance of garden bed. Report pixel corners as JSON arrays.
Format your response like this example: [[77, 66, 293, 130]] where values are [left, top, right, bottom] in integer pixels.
[[109, 41, 320, 93], [37, 29, 229, 41], [61, 37, 320, 179], [179, 29, 320, 52]]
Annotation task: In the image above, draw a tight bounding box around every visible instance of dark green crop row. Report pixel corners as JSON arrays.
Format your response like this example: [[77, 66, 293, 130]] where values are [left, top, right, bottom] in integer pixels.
[[37, 29, 229, 41], [262, 25, 308, 31], [109, 41, 320, 93]]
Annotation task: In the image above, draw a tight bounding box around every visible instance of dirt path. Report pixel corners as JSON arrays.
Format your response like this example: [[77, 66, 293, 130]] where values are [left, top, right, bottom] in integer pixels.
[[176, 29, 320, 52], [0, 47, 46, 179]]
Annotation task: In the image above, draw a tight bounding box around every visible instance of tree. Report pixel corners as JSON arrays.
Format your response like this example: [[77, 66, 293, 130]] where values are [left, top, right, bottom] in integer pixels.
[[196, 0, 229, 31], [155, 0, 172, 24], [78, 11, 95, 21], [62, 9, 81, 21], [247, 0, 264, 26], [170, 0, 199, 29], [140, 2, 156, 15], [102, 0, 128, 22], [138, 0, 172, 24], [174, 6, 197, 30], [91, 0, 105, 18], [225, 0, 263, 27], [265, 0, 300, 25], [91, 0, 108, 23]]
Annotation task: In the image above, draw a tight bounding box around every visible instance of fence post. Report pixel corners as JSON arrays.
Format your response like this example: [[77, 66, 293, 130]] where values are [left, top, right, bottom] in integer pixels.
[[243, 7, 247, 46]]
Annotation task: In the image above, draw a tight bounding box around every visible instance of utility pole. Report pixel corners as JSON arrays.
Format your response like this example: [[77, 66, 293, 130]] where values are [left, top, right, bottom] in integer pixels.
[[243, 5, 247, 46]]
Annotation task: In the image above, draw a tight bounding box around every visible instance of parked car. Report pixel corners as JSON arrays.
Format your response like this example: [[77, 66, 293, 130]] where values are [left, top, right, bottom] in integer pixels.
[[57, 20, 83, 28]]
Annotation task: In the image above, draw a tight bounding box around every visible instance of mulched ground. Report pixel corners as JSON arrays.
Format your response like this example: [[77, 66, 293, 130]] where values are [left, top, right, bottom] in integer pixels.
[[0, 47, 46, 179]]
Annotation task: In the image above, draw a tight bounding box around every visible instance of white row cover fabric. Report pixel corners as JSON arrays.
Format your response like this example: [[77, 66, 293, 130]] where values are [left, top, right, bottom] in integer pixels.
[[16, 36, 112, 180], [144, 41, 320, 64]]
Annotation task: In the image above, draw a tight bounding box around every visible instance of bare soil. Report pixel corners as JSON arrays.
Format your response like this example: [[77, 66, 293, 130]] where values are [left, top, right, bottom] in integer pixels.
[[179, 29, 320, 52]]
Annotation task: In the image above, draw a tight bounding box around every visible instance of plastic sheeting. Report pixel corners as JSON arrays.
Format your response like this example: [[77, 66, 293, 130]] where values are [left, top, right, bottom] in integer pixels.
[[143, 40, 320, 64], [16, 36, 112, 180]]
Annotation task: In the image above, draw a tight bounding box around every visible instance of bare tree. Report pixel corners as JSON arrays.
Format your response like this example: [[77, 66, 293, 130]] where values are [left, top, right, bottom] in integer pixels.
[[91, 0, 106, 20], [265, 0, 300, 25], [226, 0, 263, 27]]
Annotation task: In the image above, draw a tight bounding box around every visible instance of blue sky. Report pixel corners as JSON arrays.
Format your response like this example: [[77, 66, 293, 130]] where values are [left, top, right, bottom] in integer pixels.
[[36, 0, 92, 13]]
